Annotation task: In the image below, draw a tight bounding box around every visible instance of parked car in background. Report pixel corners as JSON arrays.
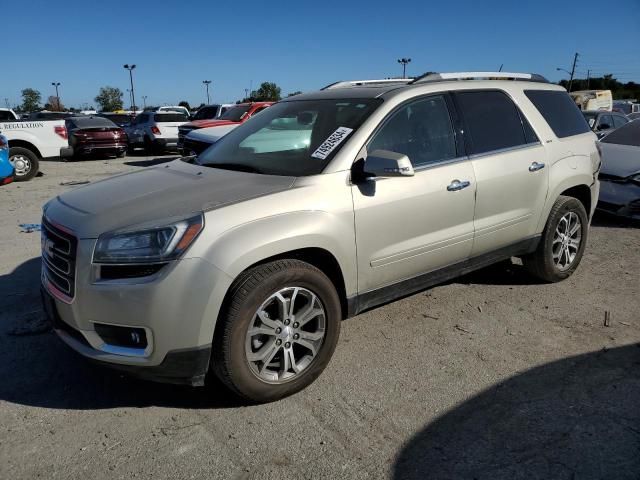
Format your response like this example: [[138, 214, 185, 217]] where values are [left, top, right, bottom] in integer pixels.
[[26, 111, 75, 121], [570, 90, 612, 111], [66, 116, 128, 159], [157, 106, 191, 117], [0, 108, 20, 122], [97, 112, 135, 127], [597, 120, 640, 219], [178, 102, 272, 155], [191, 104, 235, 121], [181, 124, 238, 156], [0, 134, 14, 185], [627, 112, 640, 121], [582, 110, 629, 138], [612, 100, 640, 115], [0, 117, 72, 181], [42, 72, 600, 403], [126, 111, 189, 154]]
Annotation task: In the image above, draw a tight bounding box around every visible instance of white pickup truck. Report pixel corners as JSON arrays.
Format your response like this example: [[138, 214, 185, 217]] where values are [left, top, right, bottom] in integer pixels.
[[0, 114, 72, 181]]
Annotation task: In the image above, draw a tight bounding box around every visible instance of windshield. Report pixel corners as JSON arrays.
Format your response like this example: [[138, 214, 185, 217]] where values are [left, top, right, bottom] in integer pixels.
[[601, 120, 640, 147], [219, 105, 251, 122], [196, 98, 382, 176], [192, 106, 220, 120]]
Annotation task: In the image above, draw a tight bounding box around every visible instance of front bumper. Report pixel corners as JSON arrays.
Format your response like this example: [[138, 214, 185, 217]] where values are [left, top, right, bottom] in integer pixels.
[[597, 179, 640, 219], [42, 235, 234, 384]]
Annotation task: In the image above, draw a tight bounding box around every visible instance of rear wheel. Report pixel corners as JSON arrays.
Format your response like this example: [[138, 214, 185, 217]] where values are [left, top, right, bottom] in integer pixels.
[[9, 147, 39, 181], [212, 259, 341, 403], [523, 195, 588, 282]]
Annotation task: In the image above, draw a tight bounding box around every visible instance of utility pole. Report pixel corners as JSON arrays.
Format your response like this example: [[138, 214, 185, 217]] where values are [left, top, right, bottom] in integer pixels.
[[586, 69, 591, 89], [4, 98, 9, 109], [126, 89, 132, 111], [397, 58, 411, 78], [568, 52, 579, 92], [142, 95, 148, 109], [244, 88, 249, 100], [203, 80, 212, 104], [123, 64, 137, 111], [51, 82, 61, 110]]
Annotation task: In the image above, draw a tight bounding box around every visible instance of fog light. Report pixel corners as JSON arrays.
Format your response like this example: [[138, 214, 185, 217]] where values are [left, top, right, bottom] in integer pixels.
[[94, 323, 148, 349]]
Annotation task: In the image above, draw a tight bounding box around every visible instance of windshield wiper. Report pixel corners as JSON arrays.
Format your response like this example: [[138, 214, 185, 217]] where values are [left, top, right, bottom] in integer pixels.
[[204, 162, 263, 174]]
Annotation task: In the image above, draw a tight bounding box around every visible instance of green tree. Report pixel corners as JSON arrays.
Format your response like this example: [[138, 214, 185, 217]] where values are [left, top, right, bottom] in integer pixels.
[[178, 100, 191, 110], [45, 95, 64, 111], [287, 91, 303, 97], [252, 82, 282, 101], [94, 86, 124, 111], [20, 88, 41, 112]]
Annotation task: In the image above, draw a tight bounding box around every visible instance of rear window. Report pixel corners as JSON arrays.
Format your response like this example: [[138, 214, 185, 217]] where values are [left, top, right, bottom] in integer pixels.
[[525, 90, 591, 138], [220, 105, 251, 122], [153, 113, 188, 123], [67, 116, 118, 129], [600, 120, 640, 147], [455, 90, 536, 155], [192, 106, 220, 120]]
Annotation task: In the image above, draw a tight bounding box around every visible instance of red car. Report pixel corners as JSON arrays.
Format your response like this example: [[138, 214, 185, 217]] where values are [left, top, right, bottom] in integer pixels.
[[178, 102, 272, 155], [66, 116, 128, 160]]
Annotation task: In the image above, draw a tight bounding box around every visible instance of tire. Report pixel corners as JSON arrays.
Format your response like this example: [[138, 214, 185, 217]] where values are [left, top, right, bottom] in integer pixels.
[[523, 195, 589, 282], [143, 136, 155, 155], [116, 151, 126, 158], [9, 147, 39, 181], [212, 259, 341, 403]]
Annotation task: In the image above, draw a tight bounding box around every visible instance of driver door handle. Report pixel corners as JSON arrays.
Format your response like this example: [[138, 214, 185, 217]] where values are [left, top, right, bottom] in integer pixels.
[[447, 179, 471, 192], [529, 161, 545, 172]]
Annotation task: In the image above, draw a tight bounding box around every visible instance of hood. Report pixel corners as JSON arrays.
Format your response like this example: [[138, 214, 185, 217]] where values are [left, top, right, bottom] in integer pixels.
[[188, 119, 239, 129], [599, 143, 640, 178], [44, 159, 295, 238], [188, 124, 238, 142]]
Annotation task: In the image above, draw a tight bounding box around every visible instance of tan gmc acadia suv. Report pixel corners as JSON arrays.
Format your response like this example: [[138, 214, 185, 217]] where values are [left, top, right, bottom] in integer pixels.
[[41, 72, 601, 403]]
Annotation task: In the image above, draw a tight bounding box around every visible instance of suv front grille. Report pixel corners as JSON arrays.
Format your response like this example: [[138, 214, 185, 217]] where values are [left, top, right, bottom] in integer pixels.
[[41, 217, 78, 302]]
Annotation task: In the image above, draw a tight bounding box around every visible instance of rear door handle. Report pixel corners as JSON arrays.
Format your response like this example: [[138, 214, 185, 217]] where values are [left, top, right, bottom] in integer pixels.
[[529, 161, 545, 172], [447, 179, 471, 191]]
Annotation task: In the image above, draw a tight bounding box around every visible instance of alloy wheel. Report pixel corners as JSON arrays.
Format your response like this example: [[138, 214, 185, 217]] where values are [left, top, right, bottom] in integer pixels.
[[10, 154, 31, 177], [552, 212, 581, 271], [245, 287, 326, 384]]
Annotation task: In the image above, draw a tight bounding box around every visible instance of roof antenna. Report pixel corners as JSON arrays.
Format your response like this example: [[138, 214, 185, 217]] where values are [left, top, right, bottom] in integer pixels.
[[498, 64, 504, 72]]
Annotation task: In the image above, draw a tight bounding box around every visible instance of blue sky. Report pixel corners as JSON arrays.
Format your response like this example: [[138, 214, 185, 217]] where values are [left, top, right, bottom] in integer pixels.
[[3, 0, 639, 109]]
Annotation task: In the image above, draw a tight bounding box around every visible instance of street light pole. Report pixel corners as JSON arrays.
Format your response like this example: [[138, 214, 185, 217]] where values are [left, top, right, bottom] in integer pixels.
[[397, 58, 412, 79], [123, 64, 137, 112], [203, 80, 212, 104], [142, 95, 148, 109], [51, 82, 61, 111]]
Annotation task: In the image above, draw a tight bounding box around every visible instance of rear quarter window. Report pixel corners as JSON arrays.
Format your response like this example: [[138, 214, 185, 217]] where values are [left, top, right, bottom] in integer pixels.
[[524, 90, 591, 138]]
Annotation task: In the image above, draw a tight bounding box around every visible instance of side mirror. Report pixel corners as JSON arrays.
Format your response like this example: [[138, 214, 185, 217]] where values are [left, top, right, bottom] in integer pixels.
[[364, 149, 414, 178]]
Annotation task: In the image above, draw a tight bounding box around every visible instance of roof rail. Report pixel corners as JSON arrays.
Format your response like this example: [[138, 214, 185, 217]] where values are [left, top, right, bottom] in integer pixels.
[[322, 78, 413, 90], [410, 72, 549, 84]]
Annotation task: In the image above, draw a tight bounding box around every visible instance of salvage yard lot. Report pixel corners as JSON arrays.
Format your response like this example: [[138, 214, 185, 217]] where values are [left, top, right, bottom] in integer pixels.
[[1, 155, 639, 479]]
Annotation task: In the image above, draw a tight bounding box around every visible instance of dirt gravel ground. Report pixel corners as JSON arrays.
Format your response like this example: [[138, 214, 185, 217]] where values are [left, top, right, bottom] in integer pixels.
[[1, 155, 639, 480]]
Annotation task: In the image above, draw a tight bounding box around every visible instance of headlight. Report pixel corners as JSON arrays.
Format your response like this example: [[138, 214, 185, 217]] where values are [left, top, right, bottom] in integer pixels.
[[93, 213, 204, 264]]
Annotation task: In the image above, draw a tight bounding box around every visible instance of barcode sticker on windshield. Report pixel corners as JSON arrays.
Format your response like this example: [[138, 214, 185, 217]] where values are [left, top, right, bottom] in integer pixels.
[[311, 127, 354, 160]]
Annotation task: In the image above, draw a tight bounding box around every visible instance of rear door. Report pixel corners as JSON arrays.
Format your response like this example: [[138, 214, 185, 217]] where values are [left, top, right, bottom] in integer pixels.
[[453, 90, 549, 256]]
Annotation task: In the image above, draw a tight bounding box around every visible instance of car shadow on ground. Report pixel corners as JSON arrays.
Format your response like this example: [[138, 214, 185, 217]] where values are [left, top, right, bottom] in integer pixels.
[[0, 257, 242, 410], [393, 344, 640, 479], [124, 155, 180, 167]]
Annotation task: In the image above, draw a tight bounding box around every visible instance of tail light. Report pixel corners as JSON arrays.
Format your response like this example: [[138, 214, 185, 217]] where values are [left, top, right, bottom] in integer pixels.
[[151, 126, 161, 135], [54, 125, 68, 140]]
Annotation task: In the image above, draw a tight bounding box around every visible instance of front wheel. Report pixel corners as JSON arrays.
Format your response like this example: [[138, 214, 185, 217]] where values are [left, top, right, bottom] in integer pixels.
[[9, 147, 39, 181], [212, 259, 341, 403], [523, 195, 588, 282]]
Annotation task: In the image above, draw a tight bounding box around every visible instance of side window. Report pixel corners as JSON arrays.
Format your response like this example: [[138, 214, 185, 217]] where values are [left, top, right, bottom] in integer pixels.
[[598, 115, 613, 130], [0, 111, 12, 121], [368, 95, 457, 168], [612, 115, 628, 128], [455, 90, 528, 155], [524, 90, 591, 138]]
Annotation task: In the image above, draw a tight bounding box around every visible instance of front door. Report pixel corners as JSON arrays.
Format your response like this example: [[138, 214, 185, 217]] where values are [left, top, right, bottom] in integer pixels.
[[352, 95, 477, 294]]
